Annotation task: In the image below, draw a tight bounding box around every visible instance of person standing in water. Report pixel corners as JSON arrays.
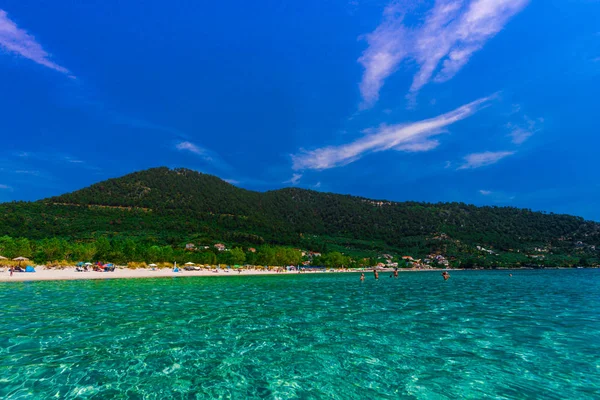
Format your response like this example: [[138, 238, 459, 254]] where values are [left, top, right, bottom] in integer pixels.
[[394, 268, 399, 278], [360, 273, 365, 282], [442, 271, 450, 280], [373, 269, 379, 280]]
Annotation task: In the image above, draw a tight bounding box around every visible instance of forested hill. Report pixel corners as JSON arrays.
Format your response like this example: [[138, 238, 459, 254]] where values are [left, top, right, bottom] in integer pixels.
[[1, 167, 599, 257]]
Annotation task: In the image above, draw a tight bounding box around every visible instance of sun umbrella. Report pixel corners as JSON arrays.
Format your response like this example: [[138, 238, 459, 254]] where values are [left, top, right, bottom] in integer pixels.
[[84, 262, 93, 266], [185, 262, 195, 265], [0, 255, 7, 260], [12, 256, 29, 268], [148, 263, 157, 267]]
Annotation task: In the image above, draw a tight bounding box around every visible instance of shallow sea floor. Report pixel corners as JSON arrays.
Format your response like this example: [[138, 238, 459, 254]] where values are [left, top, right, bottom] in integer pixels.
[[1, 269, 599, 399]]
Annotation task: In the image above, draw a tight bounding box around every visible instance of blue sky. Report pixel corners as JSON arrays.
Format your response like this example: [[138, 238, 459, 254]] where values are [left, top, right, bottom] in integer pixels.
[[1, 0, 599, 220]]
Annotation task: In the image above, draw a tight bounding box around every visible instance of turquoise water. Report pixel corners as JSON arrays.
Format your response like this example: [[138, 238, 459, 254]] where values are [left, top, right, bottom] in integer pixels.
[[1, 270, 599, 399]]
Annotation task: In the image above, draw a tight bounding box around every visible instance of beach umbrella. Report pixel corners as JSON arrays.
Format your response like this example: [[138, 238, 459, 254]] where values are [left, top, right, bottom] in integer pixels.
[[0, 255, 7, 260], [148, 263, 157, 267], [84, 262, 93, 266], [185, 262, 195, 265], [12, 256, 29, 268]]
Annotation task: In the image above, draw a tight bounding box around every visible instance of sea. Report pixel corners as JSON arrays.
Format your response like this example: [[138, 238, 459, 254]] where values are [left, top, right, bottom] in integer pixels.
[[1, 269, 599, 399]]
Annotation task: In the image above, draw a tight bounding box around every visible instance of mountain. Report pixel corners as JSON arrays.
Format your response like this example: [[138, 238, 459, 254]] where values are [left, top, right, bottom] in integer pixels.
[[1, 167, 599, 260]]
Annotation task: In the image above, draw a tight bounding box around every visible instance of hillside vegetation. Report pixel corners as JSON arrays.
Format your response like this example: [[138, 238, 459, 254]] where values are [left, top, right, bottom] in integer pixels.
[[1, 167, 598, 266]]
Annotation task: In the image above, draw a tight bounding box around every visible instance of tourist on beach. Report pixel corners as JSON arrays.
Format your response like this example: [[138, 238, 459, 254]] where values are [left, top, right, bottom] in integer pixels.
[[373, 269, 379, 280], [360, 273, 365, 282], [9, 267, 13, 277], [442, 271, 450, 280]]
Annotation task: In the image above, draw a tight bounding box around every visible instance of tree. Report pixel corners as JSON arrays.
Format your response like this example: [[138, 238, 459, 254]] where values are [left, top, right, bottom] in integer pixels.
[[95, 237, 111, 260], [324, 252, 347, 268], [147, 245, 162, 262], [0, 236, 16, 258], [230, 247, 246, 265], [14, 238, 32, 258]]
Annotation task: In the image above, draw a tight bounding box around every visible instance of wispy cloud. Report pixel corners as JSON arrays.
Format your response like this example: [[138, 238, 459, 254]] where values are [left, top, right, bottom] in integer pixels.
[[359, 0, 528, 107], [0, 184, 11, 190], [395, 140, 441, 152], [285, 173, 303, 185], [0, 9, 72, 76], [479, 189, 492, 195], [293, 95, 493, 171], [176, 141, 208, 157], [9, 151, 99, 171], [458, 150, 514, 169], [507, 115, 543, 144], [15, 170, 40, 175], [174, 141, 233, 172], [223, 178, 240, 185]]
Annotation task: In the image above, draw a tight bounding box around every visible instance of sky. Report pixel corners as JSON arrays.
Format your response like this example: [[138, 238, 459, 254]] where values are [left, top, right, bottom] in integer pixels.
[[1, 0, 599, 220]]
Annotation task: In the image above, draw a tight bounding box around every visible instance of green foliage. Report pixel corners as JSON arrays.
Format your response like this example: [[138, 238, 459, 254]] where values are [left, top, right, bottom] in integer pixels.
[[0, 167, 598, 266]]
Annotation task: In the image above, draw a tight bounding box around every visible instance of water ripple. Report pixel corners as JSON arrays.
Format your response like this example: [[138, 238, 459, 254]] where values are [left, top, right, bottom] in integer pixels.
[[1, 270, 599, 399]]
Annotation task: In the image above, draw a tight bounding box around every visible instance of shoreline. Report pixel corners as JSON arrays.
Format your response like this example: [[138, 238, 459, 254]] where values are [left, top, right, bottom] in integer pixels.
[[1, 266, 594, 283], [0, 267, 444, 283]]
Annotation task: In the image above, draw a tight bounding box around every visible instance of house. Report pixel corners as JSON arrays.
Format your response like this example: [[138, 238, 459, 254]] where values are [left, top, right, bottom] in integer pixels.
[[214, 243, 226, 251], [248, 247, 256, 253], [402, 256, 414, 261], [185, 243, 196, 251]]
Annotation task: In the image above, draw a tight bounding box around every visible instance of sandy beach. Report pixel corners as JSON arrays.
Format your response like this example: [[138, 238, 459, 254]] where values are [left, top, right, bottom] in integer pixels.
[[0, 266, 375, 282]]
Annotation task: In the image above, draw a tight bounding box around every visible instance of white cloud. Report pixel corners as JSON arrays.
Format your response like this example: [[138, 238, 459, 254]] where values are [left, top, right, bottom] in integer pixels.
[[175, 141, 214, 162], [286, 173, 302, 185], [479, 189, 492, 195], [0, 184, 11, 190], [358, 0, 528, 107], [293, 95, 493, 170], [458, 150, 514, 169], [223, 179, 240, 185], [395, 140, 441, 152], [174, 141, 232, 172], [0, 9, 71, 75], [314, 182, 322, 188], [507, 115, 542, 144]]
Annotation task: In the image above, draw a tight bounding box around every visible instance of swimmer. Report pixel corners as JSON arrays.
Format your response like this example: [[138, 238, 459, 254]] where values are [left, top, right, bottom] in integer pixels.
[[394, 268, 399, 278], [442, 271, 450, 281], [509, 273, 513, 277], [373, 269, 379, 280], [360, 273, 365, 282]]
